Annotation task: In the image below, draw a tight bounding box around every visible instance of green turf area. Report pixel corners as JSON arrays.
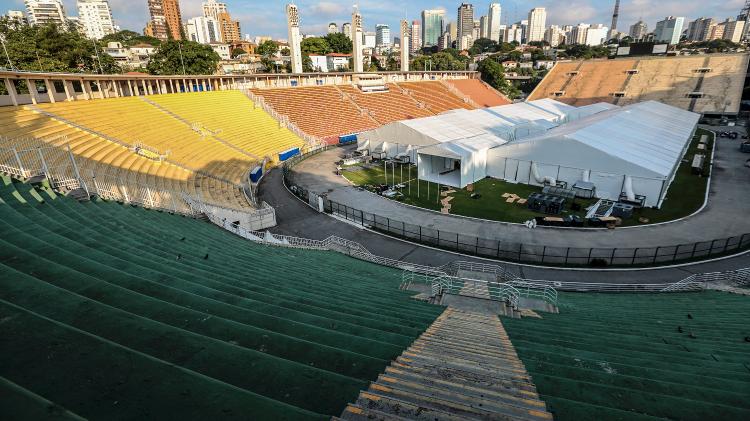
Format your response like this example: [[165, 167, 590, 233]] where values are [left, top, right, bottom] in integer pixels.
[[342, 128, 714, 227], [503, 291, 750, 421], [625, 128, 714, 225], [0, 177, 443, 420]]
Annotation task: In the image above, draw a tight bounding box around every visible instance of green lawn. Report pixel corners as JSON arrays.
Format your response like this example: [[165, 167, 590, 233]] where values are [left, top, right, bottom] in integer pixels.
[[342, 128, 714, 226]]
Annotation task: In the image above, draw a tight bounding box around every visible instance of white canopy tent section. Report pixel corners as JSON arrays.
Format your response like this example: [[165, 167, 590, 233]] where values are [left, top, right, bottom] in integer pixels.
[[487, 101, 700, 207], [417, 134, 500, 187]]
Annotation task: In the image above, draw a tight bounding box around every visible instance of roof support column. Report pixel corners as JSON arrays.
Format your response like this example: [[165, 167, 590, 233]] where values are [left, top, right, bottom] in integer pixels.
[[4, 78, 18, 106], [26, 79, 38, 104], [62, 79, 73, 101], [43, 79, 55, 103], [82, 80, 91, 100]]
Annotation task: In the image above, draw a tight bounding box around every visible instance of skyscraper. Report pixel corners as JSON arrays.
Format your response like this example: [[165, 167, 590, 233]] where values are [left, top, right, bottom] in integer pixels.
[[77, 0, 115, 39], [147, 0, 183, 41], [421, 9, 445, 47], [410, 20, 422, 52], [686, 17, 714, 41], [186, 16, 220, 44], [654, 16, 685, 44], [201, 1, 240, 43], [526, 7, 546, 43], [351, 6, 363, 72], [328, 23, 338, 34], [487, 3, 501, 42], [376, 24, 391, 47], [24, 0, 66, 27], [544, 25, 564, 47], [342, 22, 351, 39], [479, 15, 488, 39], [456, 3, 474, 50], [629, 20, 648, 40], [285, 3, 302, 74]]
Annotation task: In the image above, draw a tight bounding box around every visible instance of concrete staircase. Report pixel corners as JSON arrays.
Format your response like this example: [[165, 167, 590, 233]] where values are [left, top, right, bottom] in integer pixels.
[[337, 308, 553, 421]]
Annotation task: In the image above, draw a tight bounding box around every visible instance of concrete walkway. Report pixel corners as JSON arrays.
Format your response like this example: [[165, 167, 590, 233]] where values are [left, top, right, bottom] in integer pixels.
[[290, 127, 750, 249]]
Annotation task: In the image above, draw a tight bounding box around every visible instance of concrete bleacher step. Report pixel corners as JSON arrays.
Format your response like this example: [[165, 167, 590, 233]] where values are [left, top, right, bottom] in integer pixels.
[[339, 307, 553, 421]]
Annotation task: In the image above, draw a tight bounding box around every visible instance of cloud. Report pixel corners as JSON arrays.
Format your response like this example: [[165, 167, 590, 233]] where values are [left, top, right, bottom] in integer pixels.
[[310, 1, 346, 17]]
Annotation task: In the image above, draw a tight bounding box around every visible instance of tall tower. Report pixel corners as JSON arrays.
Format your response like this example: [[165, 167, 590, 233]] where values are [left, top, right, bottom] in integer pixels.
[[400, 20, 409, 72], [352, 6, 364, 73], [611, 0, 620, 32], [286, 4, 303, 74]]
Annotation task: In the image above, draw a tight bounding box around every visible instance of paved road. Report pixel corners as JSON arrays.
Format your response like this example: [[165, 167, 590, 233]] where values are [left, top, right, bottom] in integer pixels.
[[258, 167, 750, 284], [291, 127, 750, 249]]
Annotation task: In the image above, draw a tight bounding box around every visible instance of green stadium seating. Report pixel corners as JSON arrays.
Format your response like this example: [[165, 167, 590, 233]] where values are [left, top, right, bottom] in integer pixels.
[[503, 292, 750, 421], [0, 176, 443, 420]]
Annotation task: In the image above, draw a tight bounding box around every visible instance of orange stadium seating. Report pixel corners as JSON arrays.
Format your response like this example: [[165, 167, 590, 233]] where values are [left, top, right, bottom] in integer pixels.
[[398, 81, 476, 113], [448, 79, 511, 107], [248, 86, 379, 138], [338, 84, 433, 125]]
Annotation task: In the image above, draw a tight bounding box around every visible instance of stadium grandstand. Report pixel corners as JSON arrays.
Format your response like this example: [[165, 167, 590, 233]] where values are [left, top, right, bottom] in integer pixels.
[[0, 65, 749, 421], [529, 54, 749, 115]]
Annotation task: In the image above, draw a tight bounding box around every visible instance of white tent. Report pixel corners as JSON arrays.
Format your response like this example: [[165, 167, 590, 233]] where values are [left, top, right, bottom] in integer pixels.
[[487, 101, 700, 207]]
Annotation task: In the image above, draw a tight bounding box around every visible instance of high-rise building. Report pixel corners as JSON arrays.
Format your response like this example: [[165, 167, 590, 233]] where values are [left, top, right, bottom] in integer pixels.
[[716, 19, 746, 43], [328, 22, 338, 34], [519, 20, 528, 43], [448, 20, 458, 41], [629, 19, 648, 40], [77, 0, 115, 39], [147, 0, 183, 41], [410, 20, 422, 53], [526, 7, 546, 43], [686, 17, 714, 41], [472, 20, 480, 41], [202, 0, 225, 19], [217, 12, 240, 43], [400, 20, 409, 71], [363, 32, 376, 48], [570, 23, 590, 45], [487, 3, 501, 42], [584, 24, 608, 46], [24, 0, 66, 27], [286, 3, 302, 73], [438, 31, 451, 50], [497, 24, 506, 42], [654, 16, 685, 44], [456, 3, 474, 50], [186, 16, 220, 44], [421, 9, 445, 47], [610, 0, 620, 34], [342, 22, 351, 39], [351, 6, 363, 72], [707, 23, 724, 41], [479, 15, 488, 39], [6, 10, 27, 25], [505, 24, 522, 43], [375, 24, 391, 47], [544, 25, 564, 47]]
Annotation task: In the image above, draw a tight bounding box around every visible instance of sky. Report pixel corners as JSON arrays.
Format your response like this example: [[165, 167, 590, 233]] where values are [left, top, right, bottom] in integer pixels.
[[4, 0, 740, 40]]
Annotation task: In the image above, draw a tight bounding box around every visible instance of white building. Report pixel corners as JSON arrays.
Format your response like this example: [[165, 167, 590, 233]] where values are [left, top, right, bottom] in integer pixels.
[[210, 43, 231, 60], [585, 24, 609, 46], [308, 54, 328, 72], [570, 23, 590, 45], [6, 10, 28, 24], [342, 22, 351, 39], [654, 16, 685, 45], [544, 25, 564, 47], [716, 19, 746, 43], [77, 0, 115, 40], [487, 3, 501, 42], [479, 15, 489, 39], [686, 17, 714, 42], [363, 32, 376, 49], [375, 24, 391, 48], [327, 53, 350, 71], [103, 42, 156, 69], [328, 22, 338, 34], [202, 0, 226, 20], [505, 24, 523, 43], [24, 0, 66, 27], [359, 99, 698, 207], [629, 20, 648, 40], [285, 3, 303, 74], [410, 20, 422, 53], [526, 7, 546, 43], [186, 16, 221, 44], [456, 3, 474, 50]]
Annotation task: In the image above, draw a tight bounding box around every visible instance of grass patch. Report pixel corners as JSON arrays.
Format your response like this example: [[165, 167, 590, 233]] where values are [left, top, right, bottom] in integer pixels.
[[342, 129, 714, 226]]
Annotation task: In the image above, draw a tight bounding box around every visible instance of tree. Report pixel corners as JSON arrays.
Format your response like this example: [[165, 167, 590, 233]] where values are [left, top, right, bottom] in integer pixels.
[[280, 47, 290, 56], [302, 53, 314, 72], [300, 37, 330, 55], [100, 30, 161, 47], [411, 52, 464, 71], [469, 38, 498, 55], [477, 58, 518, 99], [0, 18, 119, 73], [231, 48, 246, 58], [146, 40, 220, 75], [257, 40, 279, 57], [324, 32, 352, 54], [386, 53, 398, 71]]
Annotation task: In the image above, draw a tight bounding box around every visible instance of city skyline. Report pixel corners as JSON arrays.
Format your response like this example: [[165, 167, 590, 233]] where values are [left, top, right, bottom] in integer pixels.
[[4, 0, 743, 42]]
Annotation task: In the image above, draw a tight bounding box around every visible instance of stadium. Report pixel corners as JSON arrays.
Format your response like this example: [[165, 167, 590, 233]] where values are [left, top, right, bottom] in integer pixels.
[[1, 6, 750, 421]]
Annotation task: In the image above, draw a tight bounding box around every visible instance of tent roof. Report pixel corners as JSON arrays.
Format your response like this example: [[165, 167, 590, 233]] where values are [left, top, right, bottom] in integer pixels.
[[513, 101, 700, 177]]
